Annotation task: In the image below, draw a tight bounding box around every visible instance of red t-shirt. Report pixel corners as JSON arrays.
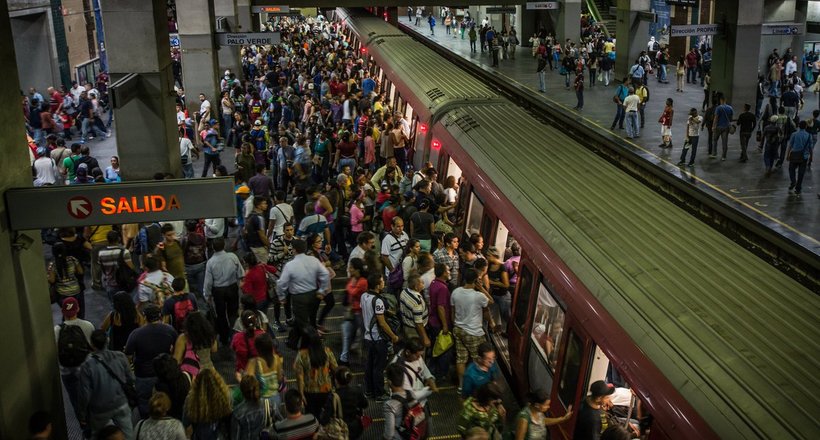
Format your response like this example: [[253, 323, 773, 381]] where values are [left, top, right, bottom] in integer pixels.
[[231, 328, 265, 372], [241, 264, 277, 304], [346, 277, 368, 312], [337, 141, 357, 158]]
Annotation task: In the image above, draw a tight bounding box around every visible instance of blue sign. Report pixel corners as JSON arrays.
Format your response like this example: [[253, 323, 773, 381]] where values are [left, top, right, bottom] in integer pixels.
[[649, 0, 671, 41]]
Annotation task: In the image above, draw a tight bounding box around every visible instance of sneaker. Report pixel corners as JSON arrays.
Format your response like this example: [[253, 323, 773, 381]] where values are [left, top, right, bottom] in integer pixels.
[[677, 161, 685, 166], [788, 185, 795, 192], [106, 131, 112, 138], [721, 157, 726, 161], [687, 163, 695, 168]]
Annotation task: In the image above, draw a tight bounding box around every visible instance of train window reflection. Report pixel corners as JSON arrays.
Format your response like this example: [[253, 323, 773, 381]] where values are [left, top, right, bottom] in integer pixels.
[[558, 330, 583, 407], [466, 192, 484, 236], [531, 283, 565, 375]]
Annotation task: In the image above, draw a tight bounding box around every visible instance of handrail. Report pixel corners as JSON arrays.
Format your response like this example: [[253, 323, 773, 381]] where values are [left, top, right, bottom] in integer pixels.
[[585, 0, 611, 38]]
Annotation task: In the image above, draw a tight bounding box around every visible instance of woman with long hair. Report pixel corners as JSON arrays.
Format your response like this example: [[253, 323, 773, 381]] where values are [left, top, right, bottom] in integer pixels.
[[173, 311, 217, 379], [334, 367, 368, 439], [306, 232, 336, 333], [294, 328, 338, 419], [135, 391, 186, 439], [182, 368, 233, 439], [512, 388, 573, 440], [231, 375, 267, 440], [457, 382, 506, 438], [245, 334, 285, 423], [47, 241, 85, 317], [231, 310, 265, 376], [340, 258, 368, 366], [152, 354, 191, 420], [101, 291, 144, 351], [401, 238, 421, 287]]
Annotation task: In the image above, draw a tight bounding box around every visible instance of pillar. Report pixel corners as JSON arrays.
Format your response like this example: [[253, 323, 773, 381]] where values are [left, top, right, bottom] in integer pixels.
[[557, 0, 581, 43], [214, 0, 241, 79], [711, 0, 764, 107], [177, 0, 220, 119], [791, 0, 808, 59], [237, 0, 252, 32], [0, 0, 67, 437], [615, 0, 651, 81], [102, 0, 180, 179]]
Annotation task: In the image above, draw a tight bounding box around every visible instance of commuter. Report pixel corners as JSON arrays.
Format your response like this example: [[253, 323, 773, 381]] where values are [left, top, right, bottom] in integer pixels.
[[675, 55, 685, 92], [622, 87, 641, 139], [712, 96, 734, 160], [203, 237, 245, 346], [77, 330, 135, 439], [232, 310, 266, 374], [457, 382, 505, 438], [267, 190, 295, 239], [101, 291, 144, 352], [785, 120, 813, 196], [362, 273, 399, 399], [573, 67, 585, 111], [629, 60, 644, 87], [172, 311, 216, 379], [152, 354, 190, 420], [274, 389, 319, 439], [536, 44, 548, 93], [736, 104, 757, 162], [124, 304, 178, 418], [428, 15, 436, 35], [452, 269, 495, 390], [658, 98, 674, 149], [400, 271, 431, 347], [294, 328, 337, 418], [609, 79, 629, 130], [401, 239, 422, 285], [246, 196, 270, 264], [381, 216, 410, 276], [397, 337, 439, 405], [678, 108, 703, 167], [180, 220, 207, 297], [182, 368, 233, 439], [512, 389, 573, 440], [179, 128, 195, 178], [245, 334, 284, 421], [433, 233, 460, 289], [48, 242, 85, 316], [135, 255, 175, 310], [276, 238, 331, 350], [340, 258, 367, 366], [469, 25, 478, 53], [231, 376, 267, 440], [486, 247, 510, 329], [305, 232, 336, 332], [54, 296, 94, 427], [134, 391, 187, 439], [200, 120, 223, 177], [574, 380, 616, 440], [383, 363, 428, 440], [335, 367, 369, 439], [703, 99, 717, 156]]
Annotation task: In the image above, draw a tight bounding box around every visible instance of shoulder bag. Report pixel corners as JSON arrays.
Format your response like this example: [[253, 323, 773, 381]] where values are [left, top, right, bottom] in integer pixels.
[[92, 354, 138, 408]]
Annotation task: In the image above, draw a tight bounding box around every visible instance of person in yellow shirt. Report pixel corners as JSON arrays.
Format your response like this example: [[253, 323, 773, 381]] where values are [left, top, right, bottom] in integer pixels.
[[84, 224, 114, 290], [634, 83, 649, 128]]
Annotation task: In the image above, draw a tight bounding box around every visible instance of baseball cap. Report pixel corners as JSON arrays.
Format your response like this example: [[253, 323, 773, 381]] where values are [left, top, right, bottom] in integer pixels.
[[235, 185, 251, 195], [589, 380, 615, 398], [208, 119, 218, 126], [36, 147, 48, 157], [61, 297, 80, 317], [254, 119, 262, 126]]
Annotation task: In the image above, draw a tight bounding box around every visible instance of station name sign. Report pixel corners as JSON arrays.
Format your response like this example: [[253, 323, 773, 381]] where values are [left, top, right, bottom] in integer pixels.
[[762, 22, 803, 36], [526, 2, 559, 10], [216, 32, 281, 46], [670, 24, 721, 37], [4, 178, 236, 230]]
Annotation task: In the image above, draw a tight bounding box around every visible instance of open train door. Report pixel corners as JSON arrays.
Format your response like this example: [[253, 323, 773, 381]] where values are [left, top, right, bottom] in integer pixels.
[[506, 258, 538, 396]]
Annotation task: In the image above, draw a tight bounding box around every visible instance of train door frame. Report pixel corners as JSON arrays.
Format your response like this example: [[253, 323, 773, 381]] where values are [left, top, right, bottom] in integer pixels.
[[548, 316, 598, 439], [507, 257, 538, 395]]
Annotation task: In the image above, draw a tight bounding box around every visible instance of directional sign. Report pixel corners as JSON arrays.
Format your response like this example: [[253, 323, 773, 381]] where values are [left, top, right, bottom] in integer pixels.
[[216, 32, 281, 46], [4, 178, 236, 230], [670, 24, 721, 37], [252, 5, 289, 14], [526, 2, 559, 10], [762, 23, 803, 36]]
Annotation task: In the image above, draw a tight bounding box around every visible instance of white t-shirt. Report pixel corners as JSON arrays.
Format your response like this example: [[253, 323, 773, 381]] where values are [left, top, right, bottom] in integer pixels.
[[451, 287, 489, 336], [444, 187, 458, 205], [176, 110, 186, 125], [137, 270, 175, 304], [33, 157, 57, 186], [268, 202, 295, 237], [361, 292, 385, 341], [401, 357, 434, 406], [199, 99, 211, 118], [179, 137, 193, 160], [381, 232, 409, 273]]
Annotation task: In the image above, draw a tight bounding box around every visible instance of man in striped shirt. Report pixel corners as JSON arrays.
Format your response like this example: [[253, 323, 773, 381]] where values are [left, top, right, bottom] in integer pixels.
[[273, 389, 319, 440], [399, 272, 430, 347], [433, 232, 460, 289]]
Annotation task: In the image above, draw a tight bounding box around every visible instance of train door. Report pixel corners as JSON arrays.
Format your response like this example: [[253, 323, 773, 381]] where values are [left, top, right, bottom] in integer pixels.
[[483, 216, 514, 371], [526, 281, 566, 397], [507, 258, 537, 395]]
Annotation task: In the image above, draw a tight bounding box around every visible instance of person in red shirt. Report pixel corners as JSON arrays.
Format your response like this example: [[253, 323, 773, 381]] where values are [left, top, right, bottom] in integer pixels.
[[231, 310, 265, 375], [685, 47, 699, 85], [240, 252, 277, 309], [47, 86, 64, 114], [340, 258, 368, 366]]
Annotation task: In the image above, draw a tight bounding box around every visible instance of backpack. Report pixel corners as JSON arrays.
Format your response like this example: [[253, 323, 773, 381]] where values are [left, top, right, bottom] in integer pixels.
[[171, 294, 195, 332], [114, 249, 139, 292], [135, 223, 162, 255], [58, 324, 91, 367], [368, 295, 402, 341], [182, 233, 207, 265], [392, 391, 429, 440], [141, 275, 174, 305]]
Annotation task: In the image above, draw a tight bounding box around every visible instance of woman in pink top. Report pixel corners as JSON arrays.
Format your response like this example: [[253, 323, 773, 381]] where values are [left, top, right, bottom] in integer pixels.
[[364, 127, 376, 172], [348, 189, 367, 242]]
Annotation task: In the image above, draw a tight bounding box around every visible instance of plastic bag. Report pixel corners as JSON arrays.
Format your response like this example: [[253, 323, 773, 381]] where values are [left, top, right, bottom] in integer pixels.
[[432, 332, 453, 357]]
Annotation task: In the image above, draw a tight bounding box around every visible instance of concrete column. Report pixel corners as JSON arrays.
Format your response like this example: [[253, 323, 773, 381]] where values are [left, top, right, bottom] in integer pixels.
[[177, 0, 220, 119], [791, 0, 808, 59], [214, 0, 241, 79], [557, 0, 581, 43], [711, 0, 764, 107], [102, 0, 180, 179], [615, 0, 651, 81], [237, 0, 252, 32], [0, 0, 67, 437]]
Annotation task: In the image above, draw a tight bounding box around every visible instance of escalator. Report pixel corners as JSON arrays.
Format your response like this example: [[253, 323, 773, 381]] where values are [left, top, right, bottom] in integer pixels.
[[584, 0, 616, 38]]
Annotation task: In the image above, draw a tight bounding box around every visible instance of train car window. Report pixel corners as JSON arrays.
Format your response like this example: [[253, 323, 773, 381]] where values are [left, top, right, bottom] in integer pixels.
[[558, 331, 583, 407], [466, 192, 484, 236], [531, 283, 565, 375], [445, 157, 463, 182], [513, 265, 533, 333]]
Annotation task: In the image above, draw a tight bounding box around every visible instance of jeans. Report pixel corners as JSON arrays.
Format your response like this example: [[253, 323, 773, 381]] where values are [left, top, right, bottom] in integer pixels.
[[739, 132, 752, 160], [62, 371, 81, 418], [212, 284, 239, 345], [338, 157, 356, 173], [81, 118, 104, 141], [625, 111, 640, 138], [575, 90, 584, 109], [785, 106, 797, 121], [639, 103, 646, 127], [714, 126, 731, 158], [88, 403, 133, 440], [470, 40, 476, 52], [32, 128, 44, 146], [788, 161, 807, 192], [135, 375, 158, 419], [706, 127, 715, 155], [340, 312, 363, 362], [317, 291, 335, 326], [222, 114, 233, 138], [90, 242, 107, 288], [659, 64, 667, 82], [491, 293, 511, 327], [769, 80, 780, 97], [611, 104, 625, 129], [182, 162, 194, 178], [680, 135, 699, 165], [288, 292, 319, 349], [687, 66, 697, 83], [589, 69, 596, 87], [364, 338, 389, 395], [537, 70, 546, 92], [201, 153, 221, 177], [185, 261, 207, 296]]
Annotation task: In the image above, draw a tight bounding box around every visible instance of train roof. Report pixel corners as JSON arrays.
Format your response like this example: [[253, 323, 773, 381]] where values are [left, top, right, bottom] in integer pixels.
[[438, 103, 820, 439], [337, 10, 503, 122], [333, 8, 406, 44]]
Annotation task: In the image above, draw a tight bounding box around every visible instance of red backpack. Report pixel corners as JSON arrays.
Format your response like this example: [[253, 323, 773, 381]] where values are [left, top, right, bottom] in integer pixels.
[[171, 294, 195, 331], [392, 391, 428, 440]]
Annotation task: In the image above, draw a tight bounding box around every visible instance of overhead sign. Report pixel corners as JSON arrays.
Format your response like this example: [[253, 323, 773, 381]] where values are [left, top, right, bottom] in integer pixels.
[[665, 0, 697, 5], [486, 7, 517, 14], [216, 32, 281, 46], [4, 178, 236, 230], [526, 2, 559, 10], [670, 24, 721, 37], [169, 33, 180, 48], [252, 5, 289, 14], [762, 23, 803, 36]]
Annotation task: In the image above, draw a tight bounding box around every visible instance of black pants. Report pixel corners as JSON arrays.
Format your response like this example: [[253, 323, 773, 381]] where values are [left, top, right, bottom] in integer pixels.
[[201, 153, 221, 177], [317, 291, 335, 326], [212, 284, 239, 345], [288, 292, 319, 349], [364, 338, 389, 396]]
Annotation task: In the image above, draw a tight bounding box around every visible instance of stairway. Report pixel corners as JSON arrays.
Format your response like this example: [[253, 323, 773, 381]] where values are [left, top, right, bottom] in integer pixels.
[[584, 0, 616, 38]]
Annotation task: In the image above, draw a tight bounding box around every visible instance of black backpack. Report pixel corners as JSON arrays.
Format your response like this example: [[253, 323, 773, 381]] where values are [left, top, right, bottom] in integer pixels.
[[115, 249, 138, 292], [58, 324, 91, 368]]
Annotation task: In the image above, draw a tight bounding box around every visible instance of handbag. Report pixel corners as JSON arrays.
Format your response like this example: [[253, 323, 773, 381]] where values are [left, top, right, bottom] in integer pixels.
[[432, 331, 454, 357], [92, 355, 139, 408], [729, 124, 737, 135]]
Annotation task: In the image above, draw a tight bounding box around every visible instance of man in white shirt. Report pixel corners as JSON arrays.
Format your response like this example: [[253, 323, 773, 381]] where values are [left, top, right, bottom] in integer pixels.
[[70, 81, 83, 102], [267, 190, 294, 239], [197, 93, 211, 132], [622, 88, 642, 139], [398, 338, 438, 408], [348, 231, 376, 270], [179, 134, 194, 178], [33, 147, 58, 186], [785, 56, 798, 77], [451, 268, 494, 388], [277, 239, 330, 349], [381, 217, 409, 277]]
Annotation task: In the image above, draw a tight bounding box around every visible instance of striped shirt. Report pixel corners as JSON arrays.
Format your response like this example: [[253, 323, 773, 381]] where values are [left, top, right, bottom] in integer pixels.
[[399, 287, 428, 328], [433, 248, 459, 284], [273, 413, 319, 440]]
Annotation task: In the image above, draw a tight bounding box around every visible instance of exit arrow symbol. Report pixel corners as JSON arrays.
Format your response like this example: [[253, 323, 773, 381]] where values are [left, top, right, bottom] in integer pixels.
[[67, 196, 92, 219]]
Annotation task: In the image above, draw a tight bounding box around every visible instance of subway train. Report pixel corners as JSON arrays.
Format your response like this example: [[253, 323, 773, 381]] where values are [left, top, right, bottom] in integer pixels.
[[335, 8, 820, 440]]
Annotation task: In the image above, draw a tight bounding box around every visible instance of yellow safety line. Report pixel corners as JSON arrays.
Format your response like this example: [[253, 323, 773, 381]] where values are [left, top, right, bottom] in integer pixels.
[[406, 23, 819, 246]]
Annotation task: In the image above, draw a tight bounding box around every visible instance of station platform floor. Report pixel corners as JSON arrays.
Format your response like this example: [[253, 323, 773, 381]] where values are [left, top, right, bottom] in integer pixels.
[[398, 17, 819, 255]]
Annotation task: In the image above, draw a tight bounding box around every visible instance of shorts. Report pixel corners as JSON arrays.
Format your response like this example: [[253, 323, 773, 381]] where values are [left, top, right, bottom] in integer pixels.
[[661, 125, 672, 137], [454, 326, 484, 365]]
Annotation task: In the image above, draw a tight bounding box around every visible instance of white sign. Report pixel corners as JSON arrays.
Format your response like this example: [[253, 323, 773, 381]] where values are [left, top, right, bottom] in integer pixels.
[[762, 23, 803, 36], [216, 32, 281, 46], [670, 24, 721, 37], [526, 2, 559, 10]]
